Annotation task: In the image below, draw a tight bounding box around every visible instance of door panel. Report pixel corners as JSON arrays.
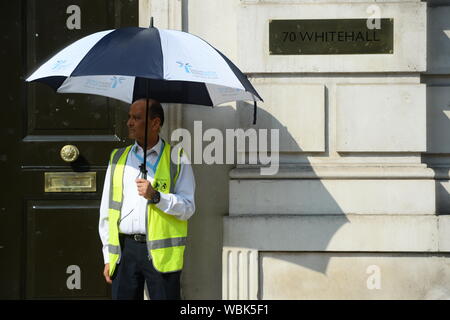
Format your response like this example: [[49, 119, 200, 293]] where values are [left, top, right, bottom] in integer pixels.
[[25, 0, 131, 166], [26, 200, 106, 299], [0, 0, 138, 299]]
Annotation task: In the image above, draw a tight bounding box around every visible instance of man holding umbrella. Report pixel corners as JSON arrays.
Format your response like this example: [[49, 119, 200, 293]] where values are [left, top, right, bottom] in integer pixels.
[[98, 98, 196, 300], [26, 23, 262, 300]]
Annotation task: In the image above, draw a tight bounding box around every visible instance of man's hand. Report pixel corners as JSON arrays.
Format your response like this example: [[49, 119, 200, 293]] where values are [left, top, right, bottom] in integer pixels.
[[103, 263, 112, 284], [136, 178, 156, 200]]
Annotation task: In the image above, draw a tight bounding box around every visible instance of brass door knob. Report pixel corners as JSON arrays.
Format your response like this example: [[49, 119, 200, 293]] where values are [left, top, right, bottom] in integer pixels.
[[60, 145, 80, 163]]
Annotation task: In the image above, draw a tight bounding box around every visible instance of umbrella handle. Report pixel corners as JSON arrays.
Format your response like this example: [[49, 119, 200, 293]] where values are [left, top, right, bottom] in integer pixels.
[[141, 85, 150, 180], [139, 163, 148, 179], [253, 100, 257, 125]]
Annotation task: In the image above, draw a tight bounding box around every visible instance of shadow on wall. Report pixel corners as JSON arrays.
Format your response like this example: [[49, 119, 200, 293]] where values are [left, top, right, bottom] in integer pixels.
[[425, 84, 450, 214], [171, 103, 240, 299], [426, 5, 450, 75], [164, 95, 350, 300], [228, 100, 350, 275], [423, 4, 450, 215]]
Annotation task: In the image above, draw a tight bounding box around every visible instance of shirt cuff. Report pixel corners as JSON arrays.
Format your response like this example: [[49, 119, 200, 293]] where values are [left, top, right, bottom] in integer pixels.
[[102, 245, 110, 264], [155, 191, 173, 213]]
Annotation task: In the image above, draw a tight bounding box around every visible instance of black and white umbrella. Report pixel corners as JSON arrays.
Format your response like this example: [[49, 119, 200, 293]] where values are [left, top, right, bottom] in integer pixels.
[[26, 23, 263, 177]]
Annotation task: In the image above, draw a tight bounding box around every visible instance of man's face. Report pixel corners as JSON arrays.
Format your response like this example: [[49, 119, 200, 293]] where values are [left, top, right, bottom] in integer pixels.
[[127, 99, 160, 145]]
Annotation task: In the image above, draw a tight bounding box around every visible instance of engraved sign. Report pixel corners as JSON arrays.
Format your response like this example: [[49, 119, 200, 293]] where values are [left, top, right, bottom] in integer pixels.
[[45, 172, 96, 192], [269, 19, 394, 55]]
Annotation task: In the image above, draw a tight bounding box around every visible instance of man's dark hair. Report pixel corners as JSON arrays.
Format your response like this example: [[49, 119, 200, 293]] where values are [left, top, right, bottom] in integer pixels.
[[148, 99, 164, 127]]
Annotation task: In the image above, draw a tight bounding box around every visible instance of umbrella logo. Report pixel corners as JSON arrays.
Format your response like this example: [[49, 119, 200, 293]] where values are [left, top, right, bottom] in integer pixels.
[[52, 60, 70, 71], [84, 76, 125, 91], [176, 61, 218, 79], [110, 76, 125, 88], [176, 61, 192, 73]]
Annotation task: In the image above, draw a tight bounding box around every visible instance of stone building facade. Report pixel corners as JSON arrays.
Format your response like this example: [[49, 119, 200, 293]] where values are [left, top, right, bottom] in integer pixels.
[[143, 0, 450, 299]]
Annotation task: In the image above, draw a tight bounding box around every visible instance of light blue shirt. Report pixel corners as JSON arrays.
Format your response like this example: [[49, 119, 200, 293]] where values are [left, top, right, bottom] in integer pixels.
[[98, 137, 196, 263]]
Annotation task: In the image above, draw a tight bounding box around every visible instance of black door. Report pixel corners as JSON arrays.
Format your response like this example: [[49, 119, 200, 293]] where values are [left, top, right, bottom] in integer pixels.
[[0, 0, 138, 299]]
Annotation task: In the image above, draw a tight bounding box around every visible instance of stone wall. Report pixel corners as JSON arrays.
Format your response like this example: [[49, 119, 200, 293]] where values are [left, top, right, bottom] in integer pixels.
[[140, 0, 450, 299]]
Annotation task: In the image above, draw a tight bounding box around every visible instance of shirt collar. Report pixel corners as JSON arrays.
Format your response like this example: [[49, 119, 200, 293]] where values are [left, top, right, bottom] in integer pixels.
[[133, 137, 163, 158]]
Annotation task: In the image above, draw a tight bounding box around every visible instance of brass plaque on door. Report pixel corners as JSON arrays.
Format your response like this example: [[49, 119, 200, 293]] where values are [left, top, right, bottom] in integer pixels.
[[45, 172, 96, 192]]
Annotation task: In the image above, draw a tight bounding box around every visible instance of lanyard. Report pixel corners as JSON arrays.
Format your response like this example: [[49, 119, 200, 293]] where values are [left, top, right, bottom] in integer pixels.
[[133, 140, 164, 175]]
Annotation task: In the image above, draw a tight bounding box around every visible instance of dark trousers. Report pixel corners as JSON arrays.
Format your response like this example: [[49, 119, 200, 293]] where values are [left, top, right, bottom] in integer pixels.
[[111, 236, 181, 300]]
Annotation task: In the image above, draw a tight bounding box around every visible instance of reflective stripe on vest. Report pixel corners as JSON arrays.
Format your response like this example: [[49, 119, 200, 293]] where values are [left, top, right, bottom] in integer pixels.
[[108, 244, 120, 255], [148, 236, 187, 250], [107, 145, 132, 276], [107, 141, 186, 276]]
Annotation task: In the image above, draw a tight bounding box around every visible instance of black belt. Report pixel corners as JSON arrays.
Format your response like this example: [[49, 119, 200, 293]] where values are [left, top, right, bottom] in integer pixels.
[[120, 233, 147, 243]]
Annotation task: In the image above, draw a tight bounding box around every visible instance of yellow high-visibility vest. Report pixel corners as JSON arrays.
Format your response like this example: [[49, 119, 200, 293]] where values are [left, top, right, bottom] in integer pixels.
[[107, 141, 187, 276]]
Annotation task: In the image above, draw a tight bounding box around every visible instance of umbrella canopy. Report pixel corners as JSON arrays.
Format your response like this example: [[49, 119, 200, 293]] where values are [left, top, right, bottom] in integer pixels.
[[26, 25, 263, 177], [26, 26, 262, 110]]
